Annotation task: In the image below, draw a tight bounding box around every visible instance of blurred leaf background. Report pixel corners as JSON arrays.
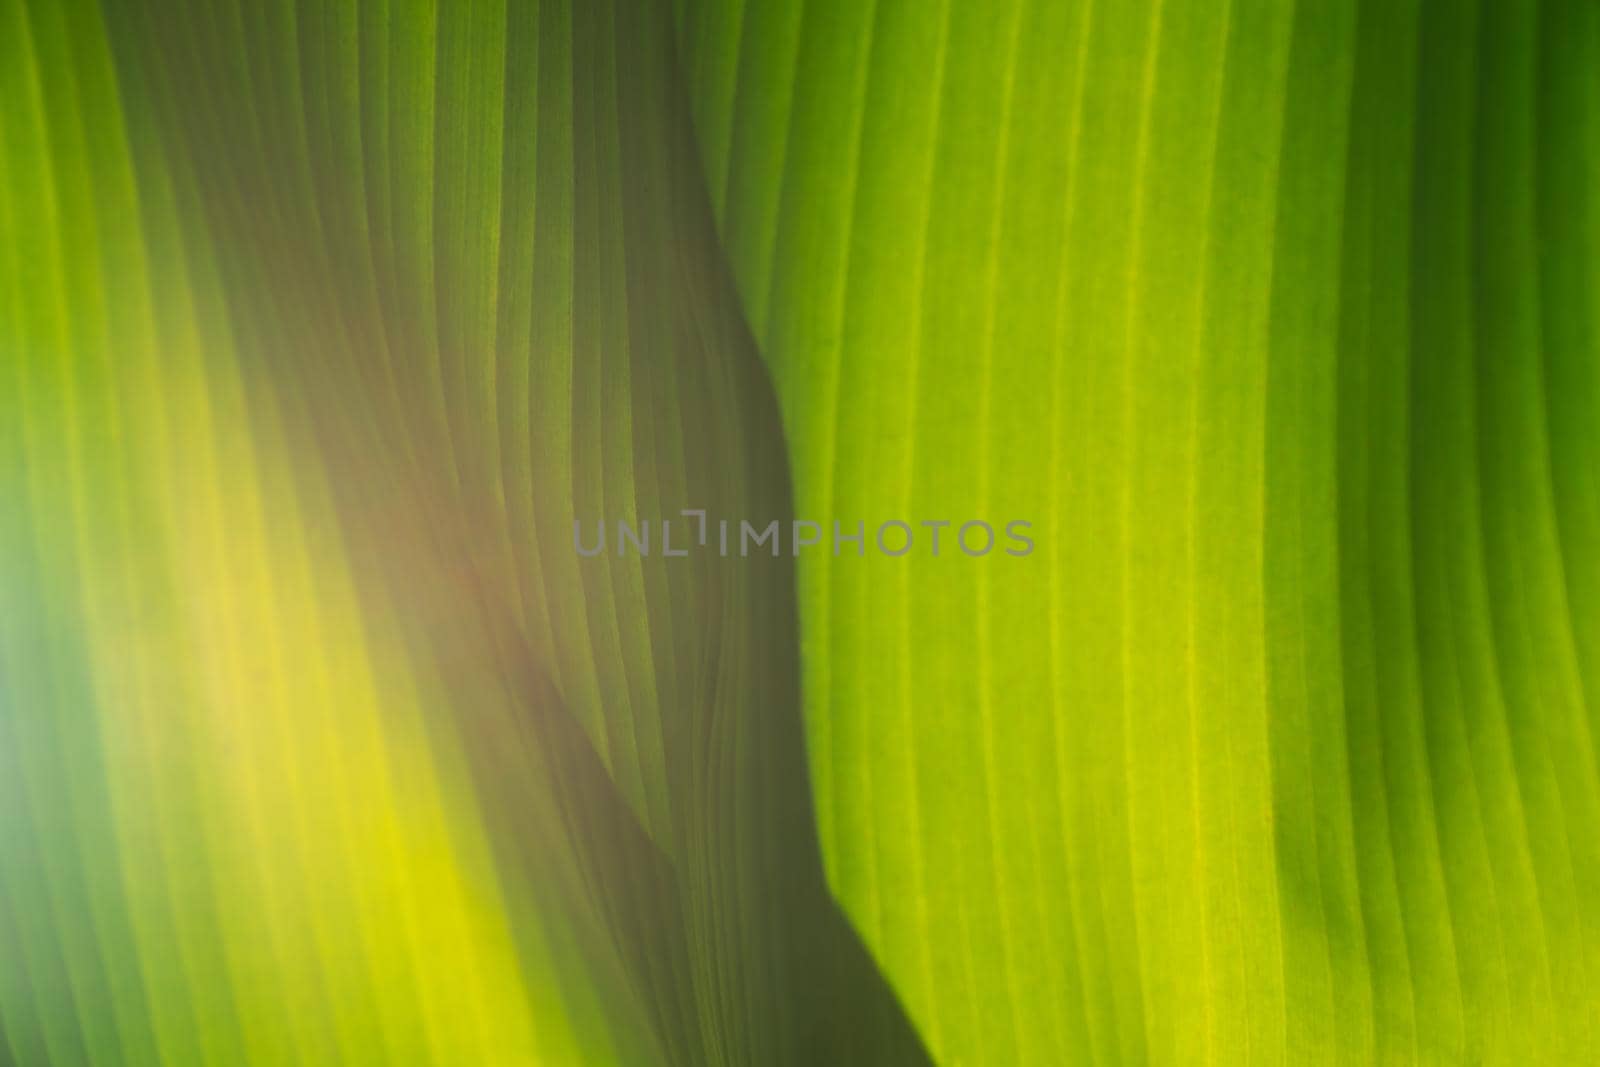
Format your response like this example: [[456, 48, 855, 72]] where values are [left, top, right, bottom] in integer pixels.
[[4, 0, 1600, 1064]]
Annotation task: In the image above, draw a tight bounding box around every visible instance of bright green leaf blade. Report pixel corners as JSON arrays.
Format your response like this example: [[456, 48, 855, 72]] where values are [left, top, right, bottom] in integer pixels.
[[679, 0, 1600, 1062]]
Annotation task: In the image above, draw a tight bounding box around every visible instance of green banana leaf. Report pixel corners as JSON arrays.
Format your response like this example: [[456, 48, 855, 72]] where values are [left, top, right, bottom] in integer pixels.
[[675, 0, 1600, 1061], [4, 0, 1600, 1063]]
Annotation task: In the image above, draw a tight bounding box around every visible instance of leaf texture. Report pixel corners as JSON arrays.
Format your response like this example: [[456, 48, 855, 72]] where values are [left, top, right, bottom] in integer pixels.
[[3, 0, 925, 1063], [5, 0, 1600, 1063], [677, 0, 1600, 1062]]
